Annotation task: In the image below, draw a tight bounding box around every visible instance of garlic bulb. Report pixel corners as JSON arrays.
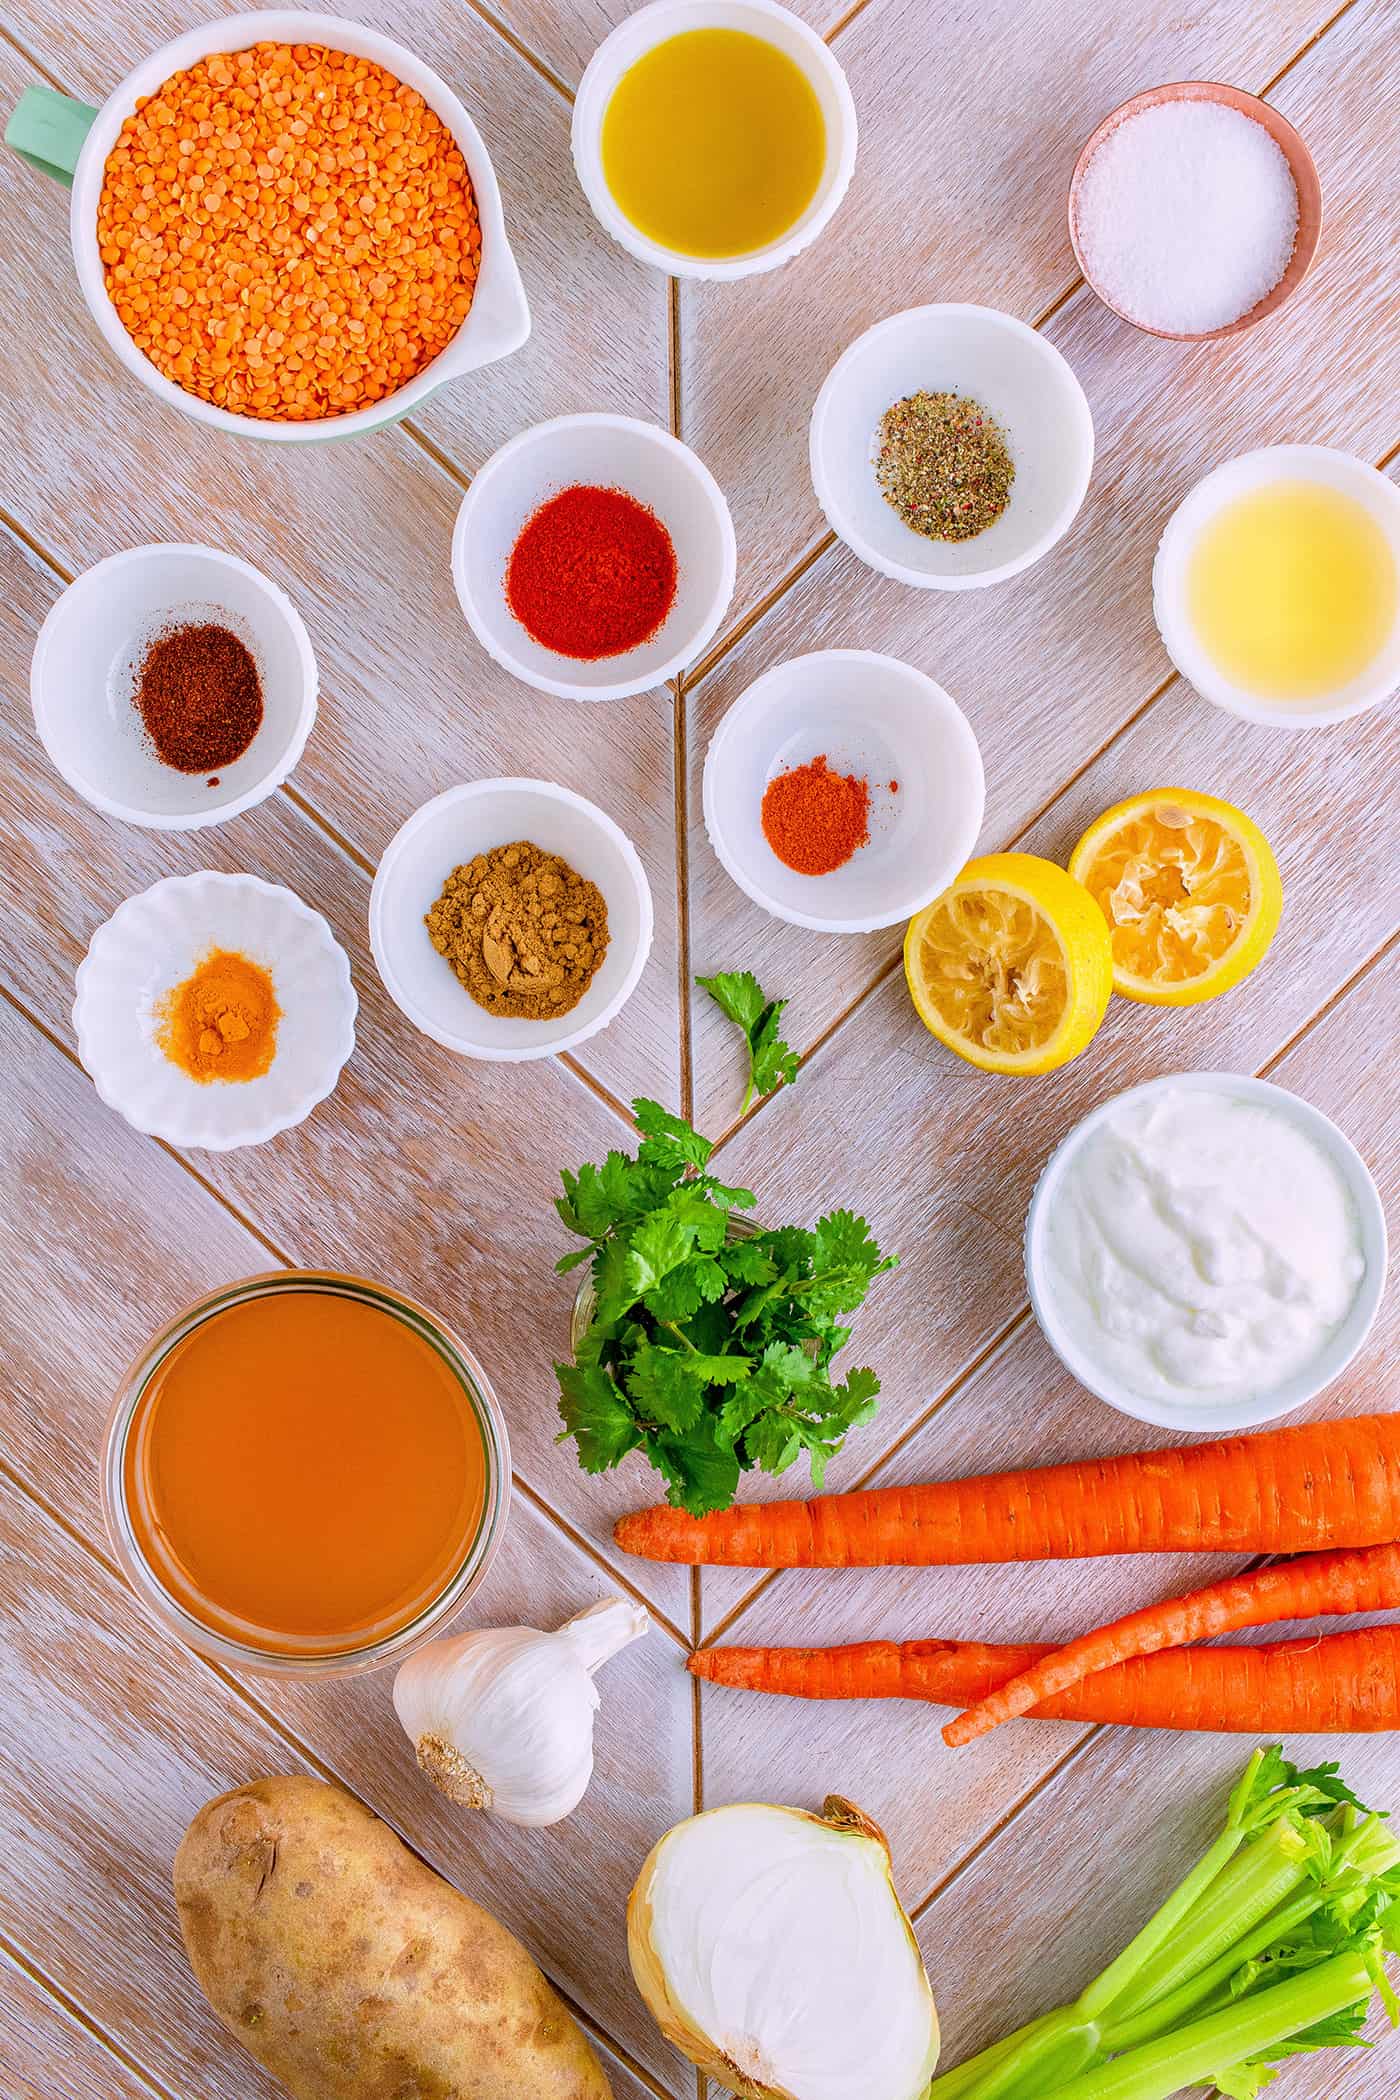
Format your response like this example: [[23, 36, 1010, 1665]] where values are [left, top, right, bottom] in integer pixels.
[[628, 1796, 940, 2100], [392, 1596, 649, 1827]]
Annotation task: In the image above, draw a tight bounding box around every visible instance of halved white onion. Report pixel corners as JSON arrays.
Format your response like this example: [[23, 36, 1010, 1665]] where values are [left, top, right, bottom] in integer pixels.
[[628, 1796, 939, 2100]]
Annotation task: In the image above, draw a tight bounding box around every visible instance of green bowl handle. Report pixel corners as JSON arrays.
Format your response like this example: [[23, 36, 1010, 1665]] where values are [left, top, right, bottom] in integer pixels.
[[5, 84, 99, 184]]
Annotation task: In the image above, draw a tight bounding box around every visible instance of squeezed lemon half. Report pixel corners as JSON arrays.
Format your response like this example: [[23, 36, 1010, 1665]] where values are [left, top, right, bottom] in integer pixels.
[[904, 852, 1113, 1075], [1069, 789, 1282, 1006]]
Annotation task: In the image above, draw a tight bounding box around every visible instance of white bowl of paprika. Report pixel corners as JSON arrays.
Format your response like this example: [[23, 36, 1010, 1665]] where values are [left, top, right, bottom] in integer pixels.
[[451, 413, 736, 701]]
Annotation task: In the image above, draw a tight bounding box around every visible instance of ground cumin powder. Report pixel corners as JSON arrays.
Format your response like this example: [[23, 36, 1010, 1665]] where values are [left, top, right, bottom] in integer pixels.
[[426, 841, 609, 1020], [155, 948, 280, 1082]]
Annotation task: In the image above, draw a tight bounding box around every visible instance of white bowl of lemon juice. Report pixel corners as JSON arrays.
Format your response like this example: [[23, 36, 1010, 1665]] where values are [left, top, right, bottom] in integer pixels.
[[572, 0, 857, 280], [1154, 445, 1400, 727]]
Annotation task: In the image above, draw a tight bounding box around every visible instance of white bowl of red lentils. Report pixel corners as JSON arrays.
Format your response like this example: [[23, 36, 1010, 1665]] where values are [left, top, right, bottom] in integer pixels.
[[60, 11, 530, 438], [452, 413, 737, 701]]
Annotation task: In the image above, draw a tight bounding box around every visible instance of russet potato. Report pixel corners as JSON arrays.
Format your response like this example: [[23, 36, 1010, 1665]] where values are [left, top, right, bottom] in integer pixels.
[[174, 1774, 614, 2100]]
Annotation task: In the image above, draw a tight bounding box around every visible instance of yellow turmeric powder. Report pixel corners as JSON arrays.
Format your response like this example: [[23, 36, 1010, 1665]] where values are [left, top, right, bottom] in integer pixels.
[[155, 948, 280, 1083]]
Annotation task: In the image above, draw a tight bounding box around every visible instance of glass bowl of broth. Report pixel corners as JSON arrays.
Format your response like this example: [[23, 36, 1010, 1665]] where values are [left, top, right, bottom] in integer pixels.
[[102, 1271, 511, 1676]]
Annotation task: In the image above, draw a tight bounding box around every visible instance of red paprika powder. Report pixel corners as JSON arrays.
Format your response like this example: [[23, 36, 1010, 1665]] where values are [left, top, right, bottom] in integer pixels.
[[761, 754, 870, 876], [505, 484, 677, 660]]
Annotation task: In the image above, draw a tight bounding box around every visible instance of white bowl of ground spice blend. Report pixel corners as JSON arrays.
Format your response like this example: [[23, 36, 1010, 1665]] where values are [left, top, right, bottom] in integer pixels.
[[370, 780, 654, 1062], [810, 304, 1094, 590], [31, 543, 317, 829]]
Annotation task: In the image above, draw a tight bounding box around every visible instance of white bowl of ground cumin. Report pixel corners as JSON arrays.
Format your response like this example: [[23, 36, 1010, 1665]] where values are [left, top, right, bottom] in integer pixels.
[[369, 779, 653, 1062]]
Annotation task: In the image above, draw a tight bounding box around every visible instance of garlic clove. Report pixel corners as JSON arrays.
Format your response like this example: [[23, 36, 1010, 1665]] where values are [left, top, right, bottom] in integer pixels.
[[392, 1598, 650, 1829], [628, 1797, 939, 2100], [559, 1595, 650, 1671]]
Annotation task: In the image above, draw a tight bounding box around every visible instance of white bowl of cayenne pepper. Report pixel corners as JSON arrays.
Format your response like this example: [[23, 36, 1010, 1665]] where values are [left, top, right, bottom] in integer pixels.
[[30, 542, 318, 830]]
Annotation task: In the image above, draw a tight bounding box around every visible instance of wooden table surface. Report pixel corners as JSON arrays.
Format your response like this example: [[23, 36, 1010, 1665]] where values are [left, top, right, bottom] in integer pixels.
[[2, 0, 1396, 2095]]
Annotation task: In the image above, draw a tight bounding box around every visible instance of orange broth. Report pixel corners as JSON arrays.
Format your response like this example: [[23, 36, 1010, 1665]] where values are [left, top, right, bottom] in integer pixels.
[[124, 1288, 487, 1654]]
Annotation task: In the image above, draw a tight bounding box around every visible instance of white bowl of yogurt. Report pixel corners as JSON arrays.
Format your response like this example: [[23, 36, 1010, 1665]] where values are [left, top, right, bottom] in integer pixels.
[[1024, 1073, 1387, 1432]]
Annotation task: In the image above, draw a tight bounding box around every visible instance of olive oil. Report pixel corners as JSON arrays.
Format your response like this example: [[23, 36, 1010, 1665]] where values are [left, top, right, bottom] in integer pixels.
[[1186, 479, 1397, 699], [601, 29, 826, 260]]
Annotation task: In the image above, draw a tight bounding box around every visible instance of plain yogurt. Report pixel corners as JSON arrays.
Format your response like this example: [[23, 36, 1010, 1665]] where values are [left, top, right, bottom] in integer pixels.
[[1039, 1082, 1367, 1408]]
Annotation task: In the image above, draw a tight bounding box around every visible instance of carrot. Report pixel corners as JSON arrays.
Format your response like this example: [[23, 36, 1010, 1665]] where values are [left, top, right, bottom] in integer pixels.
[[614, 1413, 1400, 1566], [943, 1542, 1400, 1747], [689, 1625, 1400, 1732]]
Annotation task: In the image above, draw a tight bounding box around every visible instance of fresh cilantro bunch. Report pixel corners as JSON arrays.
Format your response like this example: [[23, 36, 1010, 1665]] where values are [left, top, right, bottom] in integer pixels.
[[554, 1097, 895, 1516]]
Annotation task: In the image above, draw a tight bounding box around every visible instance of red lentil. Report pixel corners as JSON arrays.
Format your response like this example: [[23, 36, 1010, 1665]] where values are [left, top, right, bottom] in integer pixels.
[[97, 43, 481, 421]]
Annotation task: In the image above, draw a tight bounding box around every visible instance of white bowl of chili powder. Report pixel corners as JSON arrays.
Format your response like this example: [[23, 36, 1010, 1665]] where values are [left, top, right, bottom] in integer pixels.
[[452, 413, 736, 700], [703, 649, 985, 932], [31, 542, 318, 829]]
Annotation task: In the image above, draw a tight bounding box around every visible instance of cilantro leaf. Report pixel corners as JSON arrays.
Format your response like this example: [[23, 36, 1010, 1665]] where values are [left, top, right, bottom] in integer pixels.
[[753, 1337, 818, 1399], [696, 968, 767, 1033], [632, 1097, 713, 1173], [686, 1352, 752, 1385], [554, 1363, 641, 1472], [720, 1239, 777, 1286], [626, 1342, 705, 1434], [805, 1209, 898, 1314], [828, 1364, 881, 1427], [650, 1421, 742, 1518], [625, 1210, 694, 1298], [742, 1413, 803, 1477], [697, 970, 799, 1114], [643, 1255, 728, 1322]]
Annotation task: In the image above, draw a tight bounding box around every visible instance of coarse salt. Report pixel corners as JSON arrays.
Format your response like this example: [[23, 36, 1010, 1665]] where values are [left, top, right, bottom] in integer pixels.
[[1075, 99, 1299, 335]]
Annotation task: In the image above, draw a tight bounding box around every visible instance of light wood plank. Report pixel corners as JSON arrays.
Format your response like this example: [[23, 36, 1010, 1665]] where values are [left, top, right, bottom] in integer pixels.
[[696, 950, 1398, 1922], [0, 1953, 165, 2100], [0, 1473, 686, 2099], [475, 0, 841, 91], [0, 522, 696, 1625], [5, 0, 841, 102], [678, 0, 1341, 625], [686, 0, 1400, 1131], [0, 32, 678, 1113]]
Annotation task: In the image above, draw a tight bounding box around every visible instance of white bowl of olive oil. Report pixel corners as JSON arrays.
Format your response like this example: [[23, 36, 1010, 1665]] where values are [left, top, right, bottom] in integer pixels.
[[1154, 445, 1400, 727], [571, 0, 857, 281]]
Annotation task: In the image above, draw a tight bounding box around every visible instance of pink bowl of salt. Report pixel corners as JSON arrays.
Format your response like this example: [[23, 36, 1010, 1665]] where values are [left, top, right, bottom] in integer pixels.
[[1068, 81, 1322, 341]]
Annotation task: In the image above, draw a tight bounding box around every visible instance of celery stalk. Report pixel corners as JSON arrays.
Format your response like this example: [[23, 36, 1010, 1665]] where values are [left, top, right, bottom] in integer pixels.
[[921, 2013, 1064, 2100], [1114, 1823, 1319, 2016], [1045, 1954, 1372, 2100], [1075, 1748, 1276, 2025], [929, 1749, 1400, 2100]]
